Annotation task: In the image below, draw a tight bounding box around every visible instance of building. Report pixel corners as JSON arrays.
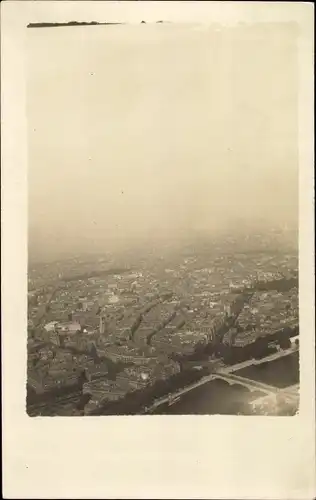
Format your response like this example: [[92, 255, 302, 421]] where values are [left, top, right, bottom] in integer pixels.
[[57, 321, 81, 334], [44, 321, 58, 332]]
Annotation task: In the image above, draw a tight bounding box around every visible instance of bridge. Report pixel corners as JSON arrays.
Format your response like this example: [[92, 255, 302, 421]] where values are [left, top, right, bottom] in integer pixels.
[[143, 346, 298, 413], [181, 346, 298, 375], [143, 375, 216, 413], [213, 372, 280, 395], [221, 345, 298, 374]]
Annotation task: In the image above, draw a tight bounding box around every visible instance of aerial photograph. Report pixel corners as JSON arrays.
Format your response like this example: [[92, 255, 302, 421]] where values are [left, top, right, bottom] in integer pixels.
[[27, 22, 299, 416]]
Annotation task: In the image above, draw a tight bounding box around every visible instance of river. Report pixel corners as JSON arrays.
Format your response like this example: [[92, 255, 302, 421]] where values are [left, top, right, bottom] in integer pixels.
[[152, 352, 299, 415]]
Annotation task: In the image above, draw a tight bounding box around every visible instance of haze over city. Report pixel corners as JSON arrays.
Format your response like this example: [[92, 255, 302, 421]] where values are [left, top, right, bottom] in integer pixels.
[[28, 23, 298, 261]]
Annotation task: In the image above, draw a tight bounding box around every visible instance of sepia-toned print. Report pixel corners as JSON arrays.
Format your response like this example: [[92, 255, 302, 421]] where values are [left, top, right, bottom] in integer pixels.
[[27, 21, 299, 417]]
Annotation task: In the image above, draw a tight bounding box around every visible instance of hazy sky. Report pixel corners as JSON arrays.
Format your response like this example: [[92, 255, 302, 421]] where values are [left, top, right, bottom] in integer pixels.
[[28, 23, 298, 258]]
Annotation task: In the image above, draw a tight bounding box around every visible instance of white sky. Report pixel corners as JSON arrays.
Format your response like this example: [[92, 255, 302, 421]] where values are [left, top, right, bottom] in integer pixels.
[[27, 23, 298, 258]]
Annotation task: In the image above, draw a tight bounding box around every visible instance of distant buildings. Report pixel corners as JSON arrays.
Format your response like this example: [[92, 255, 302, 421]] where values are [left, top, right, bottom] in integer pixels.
[[27, 244, 299, 415]]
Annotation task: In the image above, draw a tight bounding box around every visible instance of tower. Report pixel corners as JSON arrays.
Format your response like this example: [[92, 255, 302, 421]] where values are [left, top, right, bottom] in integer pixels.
[[99, 316, 105, 334], [224, 304, 231, 317]]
